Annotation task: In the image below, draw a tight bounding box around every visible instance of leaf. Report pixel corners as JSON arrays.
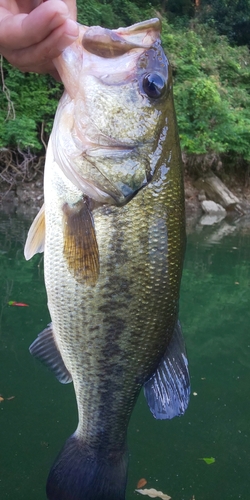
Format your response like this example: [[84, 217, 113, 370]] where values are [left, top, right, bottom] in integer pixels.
[[8, 301, 29, 307], [135, 488, 171, 499], [137, 478, 147, 488], [199, 457, 215, 464], [0, 395, 15, 402]]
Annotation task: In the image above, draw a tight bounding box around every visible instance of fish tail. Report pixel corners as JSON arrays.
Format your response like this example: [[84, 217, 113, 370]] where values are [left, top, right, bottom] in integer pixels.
[[46, 433, 128, 500]]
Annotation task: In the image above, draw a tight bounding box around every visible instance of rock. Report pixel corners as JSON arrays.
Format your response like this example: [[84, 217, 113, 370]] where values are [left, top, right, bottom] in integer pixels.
[[195, 173, 241, 211], [16, 182, 44, 206], [185, 187, 194, 199], [199, 213, 226, 226], [198, 189, 206, 202], [201, 200, 227, 215], [200, 201, 227, 224]]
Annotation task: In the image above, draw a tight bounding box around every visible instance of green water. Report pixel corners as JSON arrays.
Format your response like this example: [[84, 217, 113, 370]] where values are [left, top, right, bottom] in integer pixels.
[[0, 210, 249, 500]]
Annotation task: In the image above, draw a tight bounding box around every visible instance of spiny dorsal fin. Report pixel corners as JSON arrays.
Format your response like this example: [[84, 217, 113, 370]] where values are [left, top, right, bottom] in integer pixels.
[[63, 198, 99, 286], [24, 204, 45, 260], [29, 323, 72, 384], [144, 320, 190, 419]]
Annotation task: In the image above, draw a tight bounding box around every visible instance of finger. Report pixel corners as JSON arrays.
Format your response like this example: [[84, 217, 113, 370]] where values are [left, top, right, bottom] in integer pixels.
[[59, 0, 77, 21], [0, 1, 77, 50], [29, 0, 76, 17], [14, 1, 42, 13], [5, 19, 79, 73]]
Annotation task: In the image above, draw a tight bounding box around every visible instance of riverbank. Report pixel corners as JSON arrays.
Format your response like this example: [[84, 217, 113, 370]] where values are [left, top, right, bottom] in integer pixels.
[[1, 174, 250, 247], [1, 172, 250, 218]]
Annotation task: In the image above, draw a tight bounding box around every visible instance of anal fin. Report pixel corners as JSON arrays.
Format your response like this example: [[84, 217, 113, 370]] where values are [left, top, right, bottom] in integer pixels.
[[24, 204, 45, 260], [144, 320, 190, 419], [29, 323, 72, 384]]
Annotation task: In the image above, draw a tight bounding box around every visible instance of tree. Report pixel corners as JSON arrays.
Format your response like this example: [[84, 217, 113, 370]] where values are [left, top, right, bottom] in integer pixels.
[[200, 0, 250, 46]]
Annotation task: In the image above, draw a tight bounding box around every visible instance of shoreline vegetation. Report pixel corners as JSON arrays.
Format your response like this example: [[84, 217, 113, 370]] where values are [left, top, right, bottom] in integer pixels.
[[1, 0, 250, 209]]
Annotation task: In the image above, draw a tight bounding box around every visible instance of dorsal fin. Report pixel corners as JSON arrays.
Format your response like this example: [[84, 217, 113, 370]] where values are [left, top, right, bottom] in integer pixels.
[[24, 204, 45, 260], [63, 198, 99, 286]]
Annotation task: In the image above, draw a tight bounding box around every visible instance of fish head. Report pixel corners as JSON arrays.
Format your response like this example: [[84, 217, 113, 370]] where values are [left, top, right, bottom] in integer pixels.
[[52, 19, 173, 206]]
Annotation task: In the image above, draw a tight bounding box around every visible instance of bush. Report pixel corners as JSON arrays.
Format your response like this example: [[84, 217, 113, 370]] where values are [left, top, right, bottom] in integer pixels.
[[161, 20, 250, 166], [0, 58, 62, 152]]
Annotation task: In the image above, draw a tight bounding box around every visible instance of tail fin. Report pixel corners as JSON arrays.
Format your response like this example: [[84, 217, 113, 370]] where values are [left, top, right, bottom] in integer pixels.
[[46, 434, 128, 500]]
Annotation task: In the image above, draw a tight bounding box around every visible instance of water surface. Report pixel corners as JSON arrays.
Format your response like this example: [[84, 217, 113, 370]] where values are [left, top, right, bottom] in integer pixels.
[[0, 210, 249, 500]]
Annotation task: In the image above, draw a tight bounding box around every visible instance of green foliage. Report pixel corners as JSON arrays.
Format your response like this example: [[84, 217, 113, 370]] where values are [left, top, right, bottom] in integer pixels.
[[77, 0, 153, 28], [200, 0, 250, 47], [0, 59, 62, 152], [161, 20, 250, 164], [165, 0, 194, 18]]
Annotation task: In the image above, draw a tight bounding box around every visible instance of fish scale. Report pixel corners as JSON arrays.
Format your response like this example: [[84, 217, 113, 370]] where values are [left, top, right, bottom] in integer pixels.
[[25, 18, 189, 500], [43, 125, 184, 448]]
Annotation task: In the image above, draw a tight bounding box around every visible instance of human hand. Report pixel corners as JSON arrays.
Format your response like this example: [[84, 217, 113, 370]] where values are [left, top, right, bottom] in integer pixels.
[[0, 1, 78, 78]]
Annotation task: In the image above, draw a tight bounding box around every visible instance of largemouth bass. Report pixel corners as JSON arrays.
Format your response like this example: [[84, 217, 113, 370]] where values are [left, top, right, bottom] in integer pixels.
[[25, 18, 190, 500]]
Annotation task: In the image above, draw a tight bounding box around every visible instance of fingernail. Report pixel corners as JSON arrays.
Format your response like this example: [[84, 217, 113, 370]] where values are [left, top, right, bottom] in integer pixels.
[[65, 19, 79, 38]]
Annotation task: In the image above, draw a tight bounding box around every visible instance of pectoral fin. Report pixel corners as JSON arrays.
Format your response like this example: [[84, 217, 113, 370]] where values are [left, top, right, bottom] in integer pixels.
[[144, 320, 190, 419], [29, 323, 72, 384], [24, 204, 45, 260], [63, 198, 99, 286]]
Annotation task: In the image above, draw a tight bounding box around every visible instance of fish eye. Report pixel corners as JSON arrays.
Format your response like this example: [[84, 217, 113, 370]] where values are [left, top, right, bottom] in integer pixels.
[[142, 73, 166, 99]]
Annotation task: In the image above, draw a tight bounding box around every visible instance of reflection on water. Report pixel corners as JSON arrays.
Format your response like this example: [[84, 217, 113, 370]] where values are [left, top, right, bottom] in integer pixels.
[[0, 209, 249, 500]]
